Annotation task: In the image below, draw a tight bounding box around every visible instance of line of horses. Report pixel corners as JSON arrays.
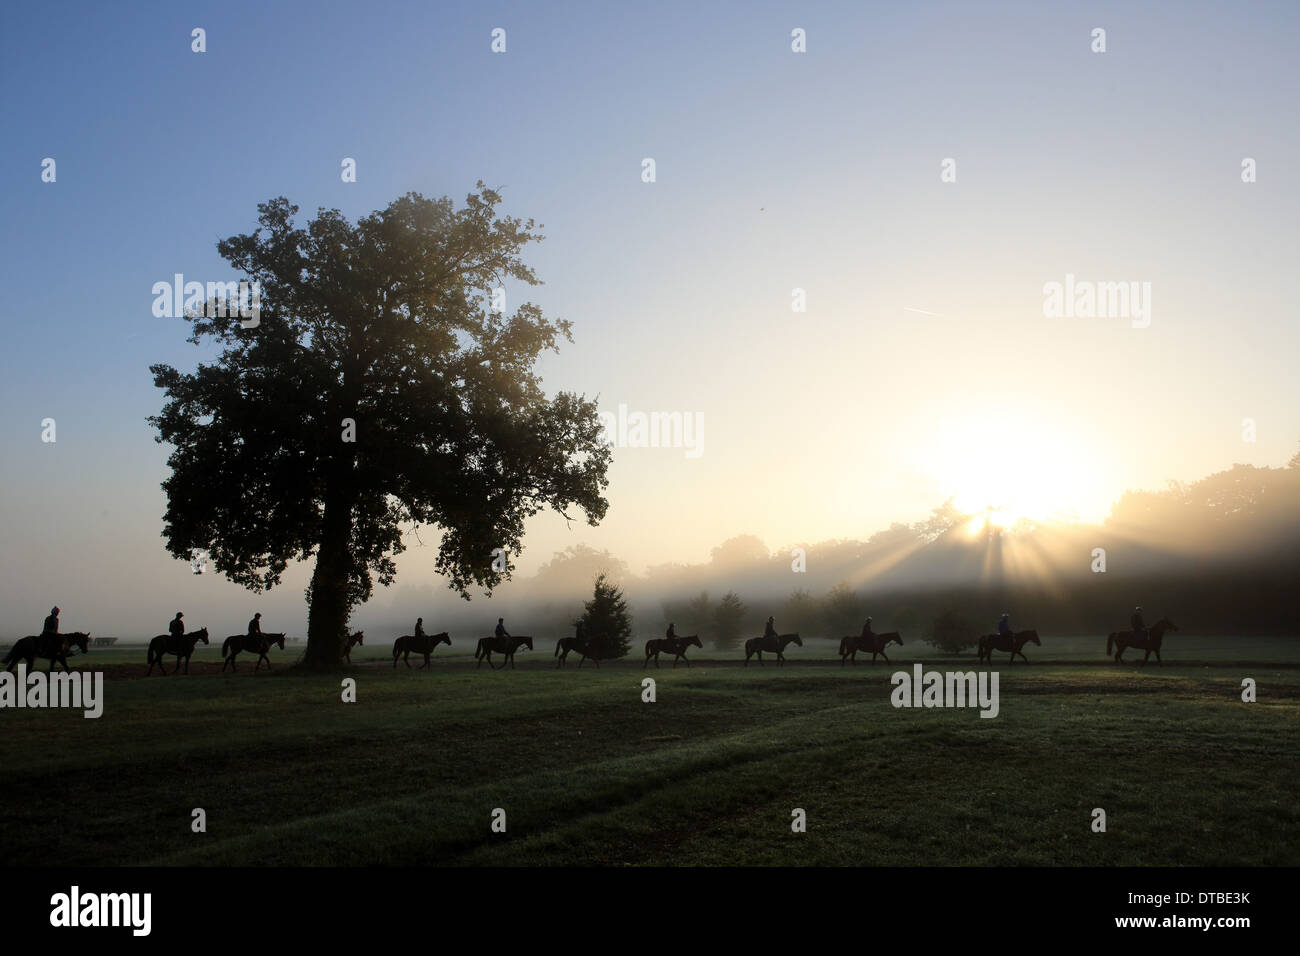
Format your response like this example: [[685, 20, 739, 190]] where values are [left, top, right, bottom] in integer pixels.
[[3, 616, 1181, 676], [141, 629, 289, 675]]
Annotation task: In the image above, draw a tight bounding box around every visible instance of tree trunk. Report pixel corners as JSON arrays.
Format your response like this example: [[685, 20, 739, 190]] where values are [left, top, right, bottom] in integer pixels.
[[302, 489, 353, 671]]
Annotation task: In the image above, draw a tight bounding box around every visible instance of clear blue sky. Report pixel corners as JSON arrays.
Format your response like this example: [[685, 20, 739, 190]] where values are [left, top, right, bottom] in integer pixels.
[[2, 1, 1298, 637]]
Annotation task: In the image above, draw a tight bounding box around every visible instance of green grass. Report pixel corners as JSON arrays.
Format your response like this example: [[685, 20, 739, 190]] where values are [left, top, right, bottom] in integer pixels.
[[2, 637, 1297, 866]]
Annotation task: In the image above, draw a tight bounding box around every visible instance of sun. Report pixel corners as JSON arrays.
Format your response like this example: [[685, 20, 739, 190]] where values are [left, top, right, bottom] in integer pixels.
[[916, 406, 1114, 528]]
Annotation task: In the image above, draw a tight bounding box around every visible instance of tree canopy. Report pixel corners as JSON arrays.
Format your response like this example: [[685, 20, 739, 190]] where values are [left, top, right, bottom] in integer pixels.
[[150, 184, 611, 668]]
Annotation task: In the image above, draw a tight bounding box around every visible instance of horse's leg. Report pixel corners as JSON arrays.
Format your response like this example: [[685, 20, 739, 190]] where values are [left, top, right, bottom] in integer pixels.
[[1155, 647, 1162, 665]]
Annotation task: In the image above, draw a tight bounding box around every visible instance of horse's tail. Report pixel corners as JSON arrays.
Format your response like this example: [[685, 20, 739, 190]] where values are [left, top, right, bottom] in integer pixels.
[[222, 635, 236, 657], [2, 643, 17, 665], [555, 639, 564, 657], [1105, 633, 1114, 656], [474, 638, 485, 661], [393, 637, 404, 658], [147, 640, 157, 666]]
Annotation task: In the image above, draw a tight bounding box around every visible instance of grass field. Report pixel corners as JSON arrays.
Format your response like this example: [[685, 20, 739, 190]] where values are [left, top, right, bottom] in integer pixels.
[[2, 636, 1297, 866]]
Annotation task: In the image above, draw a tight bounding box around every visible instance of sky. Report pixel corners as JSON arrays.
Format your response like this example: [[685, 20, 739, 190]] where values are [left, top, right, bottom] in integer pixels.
[[1, 0, 1298, 638]]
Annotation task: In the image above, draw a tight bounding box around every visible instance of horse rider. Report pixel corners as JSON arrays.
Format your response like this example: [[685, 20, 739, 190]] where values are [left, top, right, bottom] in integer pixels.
[[665, 622, 677, 646], [575, 619, 586, 647], [248, 612, 263, 636], [998, 613, 1013, 641], [1131, 606, 1146, 641], [414, 617, 426, 638], [169, 612, 185, 639], [40, 606, 60, 652], [495, 618, 510, 643], [763, 616, 778, 641], [861, 617, 875, 639]]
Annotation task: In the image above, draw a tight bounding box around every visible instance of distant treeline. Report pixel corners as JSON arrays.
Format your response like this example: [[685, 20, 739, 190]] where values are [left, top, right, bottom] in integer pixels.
[[373, 447, 1300, 648]]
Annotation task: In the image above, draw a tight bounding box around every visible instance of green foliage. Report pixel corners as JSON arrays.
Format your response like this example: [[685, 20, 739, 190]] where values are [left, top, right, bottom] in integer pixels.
[[781, 588, 819, 633], [823, 582, 864, 636], [580, 573, 633, 659], [149, 185, 611, 666], [712, 591, 747, 651], [928, 609, 979, 654], [660, 590, 711, 638]]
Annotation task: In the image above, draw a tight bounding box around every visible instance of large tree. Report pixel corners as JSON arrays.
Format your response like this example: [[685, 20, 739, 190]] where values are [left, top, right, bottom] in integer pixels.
[[150, 184, 611, 669]]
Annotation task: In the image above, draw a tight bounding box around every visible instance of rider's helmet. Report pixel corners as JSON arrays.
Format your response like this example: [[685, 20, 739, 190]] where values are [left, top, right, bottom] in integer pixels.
[[867, 616, 872, 622], [1135, 606, 1142, 612], [52, 606, 60, 614], [254, 612, 261, 618], [1001, 612, 1009, 618], [176, 611, 183, 617]]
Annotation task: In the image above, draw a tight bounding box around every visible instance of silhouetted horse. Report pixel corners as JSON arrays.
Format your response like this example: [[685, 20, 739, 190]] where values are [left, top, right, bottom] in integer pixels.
[[643, 634, 703, 668], [743, 633, 802, 666], [147, 627, 209, 675], [4, 632, 90, 673], [221, 632, 286, 672], [1107, 618, 1178, 665], [475, 635, 533, 670], [554, 634, 608, 668], [343, 630, 364, 663], [839, 631, 903, 666], [977, 629, 1041, 664], [393, 632, 451, 669]]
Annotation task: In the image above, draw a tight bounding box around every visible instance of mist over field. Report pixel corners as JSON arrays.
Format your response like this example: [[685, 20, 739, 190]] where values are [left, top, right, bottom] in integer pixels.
[[9, 447, 1298, 645]]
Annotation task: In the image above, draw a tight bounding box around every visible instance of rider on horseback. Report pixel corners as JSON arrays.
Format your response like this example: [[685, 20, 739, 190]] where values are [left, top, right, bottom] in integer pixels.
[[495, 618, 510, 641], [414, 617, 426, 638], [764, 616, 778, 640], [248, 612, 262, 636], [1131, 606, 1146, 640], [861, 617, 874, 639], [39, 606, 60, 654], [998, 613, 1012, 639], [169, 612, 185, 638]]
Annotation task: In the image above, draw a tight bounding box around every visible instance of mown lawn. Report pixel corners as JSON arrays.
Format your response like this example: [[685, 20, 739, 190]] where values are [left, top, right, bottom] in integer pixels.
[[2, 638, 1296, 866]]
